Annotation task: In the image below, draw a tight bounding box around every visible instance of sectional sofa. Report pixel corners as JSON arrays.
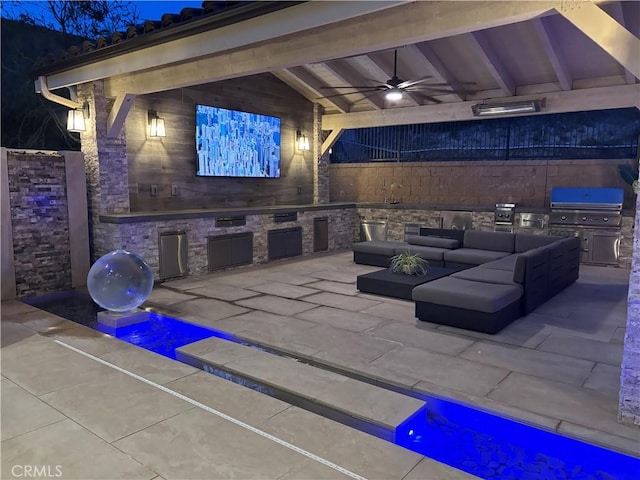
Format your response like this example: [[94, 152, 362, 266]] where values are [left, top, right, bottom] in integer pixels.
[[352, 229, 580, 333]]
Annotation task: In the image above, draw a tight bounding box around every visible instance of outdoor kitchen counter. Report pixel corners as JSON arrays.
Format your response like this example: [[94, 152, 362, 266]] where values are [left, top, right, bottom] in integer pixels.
[[99, 202, 356, 223], [357, 203, 550, 213]]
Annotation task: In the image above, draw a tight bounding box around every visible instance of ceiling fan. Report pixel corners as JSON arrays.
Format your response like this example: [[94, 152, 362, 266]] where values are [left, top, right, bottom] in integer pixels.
[[318, 49, 472, 104]]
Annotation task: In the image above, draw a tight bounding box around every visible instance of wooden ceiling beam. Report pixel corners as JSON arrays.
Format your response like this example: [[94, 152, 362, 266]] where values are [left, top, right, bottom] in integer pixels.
[[274, 67, 351, 113], [532, 17, 573, 91], [272, 67, 350, 113], [322, 84, 640, 130], [100, 1, 561, 97], [41, 1, 406, 91], [106, 93, 136, 138], [558, 1, 639, 80], [322, 61, 384, 110], [321, 129, 344, 156], [605, 2, 637, 84], [409, 43, 465, 101], [469, 31, 516, 96]]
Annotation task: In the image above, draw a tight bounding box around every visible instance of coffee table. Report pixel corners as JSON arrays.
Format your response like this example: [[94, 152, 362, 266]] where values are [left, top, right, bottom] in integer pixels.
[[357, 266, 465, 300]]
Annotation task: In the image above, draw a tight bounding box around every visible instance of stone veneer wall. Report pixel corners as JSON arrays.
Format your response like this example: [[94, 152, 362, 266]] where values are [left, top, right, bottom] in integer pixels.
[[98, 207, 354, 279], [354, 207, 552, 242], [6, 151, 72, 297], [313, 103, 330, 204], [78, 80, 130, 261], [620, 190, 640, 425], [619, 216, 635, 268], [354, 206, 633, 268]]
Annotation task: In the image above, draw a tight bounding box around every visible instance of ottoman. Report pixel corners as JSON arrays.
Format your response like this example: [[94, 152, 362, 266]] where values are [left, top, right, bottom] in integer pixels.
[[412, 276, 523, 334], [352, 240, 399, 267]]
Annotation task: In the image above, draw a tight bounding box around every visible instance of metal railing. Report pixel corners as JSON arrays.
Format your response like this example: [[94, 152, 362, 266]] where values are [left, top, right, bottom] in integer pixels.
[[330, 107, 640, 163]]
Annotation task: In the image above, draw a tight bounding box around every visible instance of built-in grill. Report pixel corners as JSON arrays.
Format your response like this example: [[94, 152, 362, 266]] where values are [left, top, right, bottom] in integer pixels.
[[548, 187, 623, 265], [494, 203, 516, 232]]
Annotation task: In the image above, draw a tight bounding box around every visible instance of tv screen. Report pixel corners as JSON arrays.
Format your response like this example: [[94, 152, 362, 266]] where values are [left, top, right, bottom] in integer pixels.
[[196, 104, 281, 178]]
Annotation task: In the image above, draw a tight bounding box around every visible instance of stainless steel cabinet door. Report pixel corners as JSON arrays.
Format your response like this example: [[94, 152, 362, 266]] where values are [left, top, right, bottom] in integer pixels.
[[589, 231, 620, 265]]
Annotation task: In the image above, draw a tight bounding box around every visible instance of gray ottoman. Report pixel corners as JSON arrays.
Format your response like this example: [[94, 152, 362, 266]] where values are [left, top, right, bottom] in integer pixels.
[[412, 276, 523, 334], [352, 240, 400, 267]]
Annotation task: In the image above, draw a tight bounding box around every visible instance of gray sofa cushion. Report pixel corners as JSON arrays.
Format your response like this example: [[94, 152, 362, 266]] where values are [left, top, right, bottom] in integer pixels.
[[479, 254, 519, 271], [444, 248, 512, 265], [463, 230, 515, 253], [515, 233, 562, 253], [352, 241, 398, 256], [406, 235, 459, 249], [393, 245, 447, 261], [412, 277, 522, 313], [451, 267, 522, 289]]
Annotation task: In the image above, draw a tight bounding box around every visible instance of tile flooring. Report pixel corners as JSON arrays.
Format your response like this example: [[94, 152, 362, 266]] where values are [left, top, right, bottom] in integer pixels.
[[2, 250, 639, 479]]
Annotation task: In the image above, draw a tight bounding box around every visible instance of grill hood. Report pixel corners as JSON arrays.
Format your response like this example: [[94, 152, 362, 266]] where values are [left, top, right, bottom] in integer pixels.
[[550, 187, 623, 210]]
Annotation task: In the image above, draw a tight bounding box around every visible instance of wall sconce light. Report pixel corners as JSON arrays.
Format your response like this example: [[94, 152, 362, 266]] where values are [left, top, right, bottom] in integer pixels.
[[471, 98, 546, 117], [148, 110, 166, 137], [297, 130, 310, 151], [67, 102, 89, 132]]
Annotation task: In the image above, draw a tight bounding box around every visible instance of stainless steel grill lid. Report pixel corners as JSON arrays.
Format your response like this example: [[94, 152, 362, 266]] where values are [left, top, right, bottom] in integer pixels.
[[550, 187, 623, 210]]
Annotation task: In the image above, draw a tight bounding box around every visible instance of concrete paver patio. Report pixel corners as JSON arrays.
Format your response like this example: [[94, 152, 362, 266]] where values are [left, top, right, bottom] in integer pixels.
[[2, 250, 639, 479]]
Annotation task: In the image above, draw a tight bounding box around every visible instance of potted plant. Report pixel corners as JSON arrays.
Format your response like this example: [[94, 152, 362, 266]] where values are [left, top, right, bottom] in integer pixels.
[[390, 251, 428, 275]]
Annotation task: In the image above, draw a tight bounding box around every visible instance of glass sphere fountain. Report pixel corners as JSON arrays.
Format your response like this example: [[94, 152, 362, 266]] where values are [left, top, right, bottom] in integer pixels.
[[87, 250, 154, 313]]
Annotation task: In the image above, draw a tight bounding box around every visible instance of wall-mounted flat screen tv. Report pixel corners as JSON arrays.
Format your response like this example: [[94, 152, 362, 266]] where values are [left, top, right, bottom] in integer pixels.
[[196, 104, 281, 178]]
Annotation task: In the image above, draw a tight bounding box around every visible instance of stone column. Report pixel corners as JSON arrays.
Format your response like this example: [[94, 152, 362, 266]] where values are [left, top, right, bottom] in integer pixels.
[[619, 178, 640, 425], [78, 80, 130, 260], [313, 103, 330, 204]]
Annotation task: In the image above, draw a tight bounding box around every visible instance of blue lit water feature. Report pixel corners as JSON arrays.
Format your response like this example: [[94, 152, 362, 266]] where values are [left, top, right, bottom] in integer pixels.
[[396, 398, 639, 480], [23, 293, 640, 479], [95, 312, 233, 359]]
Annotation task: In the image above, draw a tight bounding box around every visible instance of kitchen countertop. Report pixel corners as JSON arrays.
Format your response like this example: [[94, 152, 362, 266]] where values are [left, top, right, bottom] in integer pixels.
[[99, 202, 635, 224]]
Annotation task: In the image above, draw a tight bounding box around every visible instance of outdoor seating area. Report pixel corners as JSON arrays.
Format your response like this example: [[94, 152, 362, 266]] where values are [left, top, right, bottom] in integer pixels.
[[2, 250, 637, 479], [2, 0, 639, 477], [353, 229, 581, 333]]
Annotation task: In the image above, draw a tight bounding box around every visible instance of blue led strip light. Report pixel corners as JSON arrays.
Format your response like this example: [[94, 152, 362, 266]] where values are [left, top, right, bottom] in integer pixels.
[[54, 340, 368, 480]]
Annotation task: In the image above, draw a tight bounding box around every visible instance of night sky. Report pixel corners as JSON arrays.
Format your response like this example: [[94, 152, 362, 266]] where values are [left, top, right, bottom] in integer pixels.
[[3, 1, 207, 26], [133, 1, 205, 21]]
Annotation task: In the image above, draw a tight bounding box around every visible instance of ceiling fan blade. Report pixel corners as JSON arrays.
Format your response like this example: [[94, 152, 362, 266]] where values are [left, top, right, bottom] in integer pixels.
[[405, 86, 458, 94], [422, 95, 443, 104], [393, 49, 398, 78], [397, 75, 434, 89], [320, 85, 385, 89], [316, 89, 382, 100], [351, 90, 385, 105], [408, 82, 457, 87]]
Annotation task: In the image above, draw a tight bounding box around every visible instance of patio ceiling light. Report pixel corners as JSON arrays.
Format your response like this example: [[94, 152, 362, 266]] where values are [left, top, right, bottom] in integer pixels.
[[385, 88, 403, 101]]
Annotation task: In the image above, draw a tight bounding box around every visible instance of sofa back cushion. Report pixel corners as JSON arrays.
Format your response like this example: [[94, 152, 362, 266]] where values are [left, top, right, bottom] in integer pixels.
[[407, 235, 459, 249], [513, 246, 549, 284], [463, 230, 515, 253], [515, 233, 562, 253]]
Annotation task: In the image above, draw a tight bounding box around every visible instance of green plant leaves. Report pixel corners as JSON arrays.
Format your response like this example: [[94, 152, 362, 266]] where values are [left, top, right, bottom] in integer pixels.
[[618, 164, 639, 186]]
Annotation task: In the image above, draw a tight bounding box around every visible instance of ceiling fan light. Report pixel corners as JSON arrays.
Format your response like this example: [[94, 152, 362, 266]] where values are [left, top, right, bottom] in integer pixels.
[[386, 88, 403, 101]]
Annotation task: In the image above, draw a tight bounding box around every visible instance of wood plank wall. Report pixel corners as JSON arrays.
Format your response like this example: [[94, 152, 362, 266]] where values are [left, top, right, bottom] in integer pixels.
[[127, 73, 314, 212]]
